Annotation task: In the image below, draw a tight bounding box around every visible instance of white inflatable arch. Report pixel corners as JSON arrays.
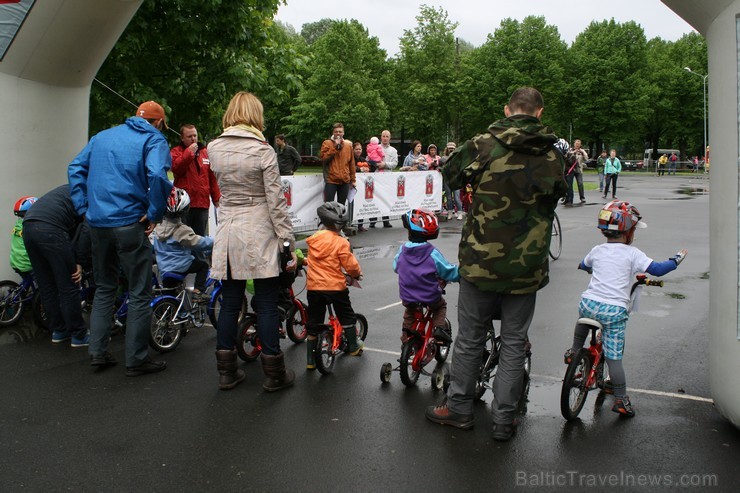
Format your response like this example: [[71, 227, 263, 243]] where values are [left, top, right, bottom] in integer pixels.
[[0, 0, 738, 427]]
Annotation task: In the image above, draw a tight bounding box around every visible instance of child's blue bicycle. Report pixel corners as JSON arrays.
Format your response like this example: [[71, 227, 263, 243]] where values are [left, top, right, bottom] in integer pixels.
[[0, 273, 47, 328]]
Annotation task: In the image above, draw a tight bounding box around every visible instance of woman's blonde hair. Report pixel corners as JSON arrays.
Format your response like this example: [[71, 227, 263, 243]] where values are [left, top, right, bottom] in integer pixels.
[[222, 91, 264, 130]]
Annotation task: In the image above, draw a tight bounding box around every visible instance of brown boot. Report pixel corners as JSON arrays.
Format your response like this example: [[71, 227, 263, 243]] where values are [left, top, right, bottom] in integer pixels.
[[260, 353, 295, 392], [216, 349, 245, 390]]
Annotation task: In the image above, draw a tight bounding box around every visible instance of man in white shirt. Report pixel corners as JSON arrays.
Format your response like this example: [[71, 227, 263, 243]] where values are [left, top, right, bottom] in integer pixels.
[[370, 129, 397, 228]]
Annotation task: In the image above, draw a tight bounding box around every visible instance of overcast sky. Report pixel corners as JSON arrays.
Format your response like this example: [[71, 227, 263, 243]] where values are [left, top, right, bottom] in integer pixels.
[[276, 0, 696, 56]]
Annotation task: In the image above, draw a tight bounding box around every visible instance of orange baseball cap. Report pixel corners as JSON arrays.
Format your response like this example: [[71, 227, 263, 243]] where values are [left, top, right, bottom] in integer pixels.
[[136, 101, 168, 129]]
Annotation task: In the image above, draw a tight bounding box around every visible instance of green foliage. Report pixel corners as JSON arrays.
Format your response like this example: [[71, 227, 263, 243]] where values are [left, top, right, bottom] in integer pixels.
[[90, 0, 303, 143], [301, 18, 337, 45], [392, 5, 459, 147], [285, 20, 389, 149]]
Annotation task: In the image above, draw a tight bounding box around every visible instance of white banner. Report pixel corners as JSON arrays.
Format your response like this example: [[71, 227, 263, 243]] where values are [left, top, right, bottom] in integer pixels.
[[210, 171, 444, 234], [353, 171, 443, 220]]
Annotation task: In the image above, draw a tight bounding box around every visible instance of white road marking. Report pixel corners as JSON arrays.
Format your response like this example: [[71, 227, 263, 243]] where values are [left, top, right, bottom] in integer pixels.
[[375, 301, 403, 311], [362, 348, 714, 403]]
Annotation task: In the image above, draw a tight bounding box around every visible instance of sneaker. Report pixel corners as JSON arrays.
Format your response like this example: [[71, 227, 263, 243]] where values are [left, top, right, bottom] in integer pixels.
[[433, 326, 453, 344], [192, 291, 210, 303], [563, 348, 576, 365], [51, 331, 71, 343], [492, 420, 518, 441], [125, 358, 167, 377], [357, 226, 368, 232], [71, 334, 90, 348], [425, 400, 474, 430], [602, 194, 607, 199], [446, 211, 453, 220], [580, 198, 586, 203], [90, 351, 117, 368], [347, 342, 364, 356], [369, 223, 376, 228], [456, 212, 464, 220], [612, 396, 636, 417]]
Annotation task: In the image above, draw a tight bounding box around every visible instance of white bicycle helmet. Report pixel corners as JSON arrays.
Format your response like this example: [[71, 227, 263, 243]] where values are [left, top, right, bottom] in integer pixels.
[[166, 187, 191, 216]]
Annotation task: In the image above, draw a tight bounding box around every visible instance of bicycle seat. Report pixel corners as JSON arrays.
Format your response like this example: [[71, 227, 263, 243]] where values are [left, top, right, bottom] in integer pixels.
[[576, 317, 603, 331]]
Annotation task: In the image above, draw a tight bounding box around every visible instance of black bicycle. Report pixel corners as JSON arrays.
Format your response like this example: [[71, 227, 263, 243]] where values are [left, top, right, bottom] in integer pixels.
[[474, 322, 532, 400], [549, 211, 562, 260]]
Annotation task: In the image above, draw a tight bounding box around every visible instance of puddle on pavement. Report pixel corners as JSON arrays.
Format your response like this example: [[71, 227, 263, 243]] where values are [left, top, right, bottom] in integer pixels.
[[0, 323, 47, 345], [675, 186, 709, 196], [353, 244, 400, 260]]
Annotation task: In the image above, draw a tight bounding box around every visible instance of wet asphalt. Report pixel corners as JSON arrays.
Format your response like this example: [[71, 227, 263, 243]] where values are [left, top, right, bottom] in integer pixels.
[[1, 173, 738, 492]]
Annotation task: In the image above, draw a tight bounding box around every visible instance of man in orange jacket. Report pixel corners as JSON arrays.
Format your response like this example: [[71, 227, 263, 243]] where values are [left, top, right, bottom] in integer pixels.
[[319, 123, 356, 204]]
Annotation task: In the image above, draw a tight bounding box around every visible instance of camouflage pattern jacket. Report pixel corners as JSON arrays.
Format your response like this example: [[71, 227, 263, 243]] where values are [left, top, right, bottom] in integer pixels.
[[442, 115, 568, 293]]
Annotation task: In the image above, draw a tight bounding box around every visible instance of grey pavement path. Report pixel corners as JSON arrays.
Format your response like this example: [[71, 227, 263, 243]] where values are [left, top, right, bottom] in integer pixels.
[[1, 173, 738, 492]]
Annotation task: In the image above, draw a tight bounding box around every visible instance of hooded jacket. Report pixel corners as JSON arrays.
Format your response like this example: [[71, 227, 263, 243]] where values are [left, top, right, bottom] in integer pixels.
[[393, 241, 460, 304], [68, 116, 172, 227], [305, 229, 361, 291], [153, 217, 213, 274], [442, 114, 568, 293]]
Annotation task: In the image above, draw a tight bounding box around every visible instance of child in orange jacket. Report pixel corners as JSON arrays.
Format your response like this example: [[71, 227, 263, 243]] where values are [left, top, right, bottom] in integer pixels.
[[304, 201, 364, 370]]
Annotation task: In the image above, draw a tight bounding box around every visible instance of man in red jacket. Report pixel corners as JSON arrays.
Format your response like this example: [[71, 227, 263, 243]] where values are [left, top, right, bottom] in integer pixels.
[[170, 124, 221, 235]]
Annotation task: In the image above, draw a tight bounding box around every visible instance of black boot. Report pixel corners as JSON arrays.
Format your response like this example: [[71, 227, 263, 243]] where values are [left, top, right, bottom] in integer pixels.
[[306, 338, 317, 370], [343, 325, 363, 355], [216, 349, 245, 390], [260, 353, 295, 392]]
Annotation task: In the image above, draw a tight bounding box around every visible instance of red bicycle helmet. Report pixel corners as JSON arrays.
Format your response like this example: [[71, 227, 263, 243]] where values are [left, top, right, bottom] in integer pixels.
[[13, 196, 37, 217], [597, 200, 646, 238], [402, 209, 439, 241]]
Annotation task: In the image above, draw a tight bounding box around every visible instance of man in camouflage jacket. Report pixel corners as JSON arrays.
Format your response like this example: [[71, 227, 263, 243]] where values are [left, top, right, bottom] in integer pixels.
[[426, 87, 567, 440]]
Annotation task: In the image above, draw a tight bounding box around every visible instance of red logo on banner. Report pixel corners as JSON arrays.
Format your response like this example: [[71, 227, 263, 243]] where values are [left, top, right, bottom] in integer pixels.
[[365, 176, 374, 200], [397, 175, 405, 198], [282, 180, 292, 207], [425, 173, 434, 195]]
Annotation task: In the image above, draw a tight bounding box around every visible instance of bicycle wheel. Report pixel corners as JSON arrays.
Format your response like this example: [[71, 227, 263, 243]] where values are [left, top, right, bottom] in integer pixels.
[[560, 349, 591, 420], [285, 299, 308, 343], [475, 335, 500, 400], [434, 318, 452, 363], [31, 291, 50, 330], [549, 212, 562, 260], [149, 299, 184, 353], [237, 315, 261, 362], [524, 338, 533, 381], [315, 328, 336, 375], [0, 280, 25, 327], [355, 313, 368, 341], [399, 339, 422, 387]]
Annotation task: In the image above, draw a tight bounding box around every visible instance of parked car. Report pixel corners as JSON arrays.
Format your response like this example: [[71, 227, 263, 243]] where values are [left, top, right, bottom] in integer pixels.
[[300, 155, 322, 168]]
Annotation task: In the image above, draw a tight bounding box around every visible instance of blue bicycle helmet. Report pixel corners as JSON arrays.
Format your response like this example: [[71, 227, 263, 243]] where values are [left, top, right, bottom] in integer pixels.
[[13, 196, 37, 217]]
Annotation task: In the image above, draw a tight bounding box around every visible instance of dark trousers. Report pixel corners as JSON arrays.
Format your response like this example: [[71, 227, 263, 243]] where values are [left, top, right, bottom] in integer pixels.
[[184, 207, 209, 237], [402, 297, 447, 330], [23, 221, 86, 337], [306, 290, 356, 336], [564, 173, 575, 204], [604, 173, 618, 197], [217, 276, 281, 355], [163, 258, 209, 292], [89, 223, 153, 366], [323, 183, 350, 204]]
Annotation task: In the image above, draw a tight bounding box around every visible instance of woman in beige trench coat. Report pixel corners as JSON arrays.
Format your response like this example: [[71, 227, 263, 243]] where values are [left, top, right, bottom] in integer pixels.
[[207, 92, 297, 392]]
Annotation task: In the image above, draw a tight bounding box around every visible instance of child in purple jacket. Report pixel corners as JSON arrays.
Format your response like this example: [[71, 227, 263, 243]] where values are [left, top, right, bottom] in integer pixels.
[[393, 209, 460, 343]]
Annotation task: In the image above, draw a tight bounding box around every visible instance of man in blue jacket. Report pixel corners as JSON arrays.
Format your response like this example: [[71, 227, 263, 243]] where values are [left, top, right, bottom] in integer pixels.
[[68, 101, 172, 376]]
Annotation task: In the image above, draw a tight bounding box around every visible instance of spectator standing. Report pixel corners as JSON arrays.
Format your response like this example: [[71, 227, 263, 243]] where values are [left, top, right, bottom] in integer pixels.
[[369, 130, 397, 228], [425, 144, 441, 170], [597, 150, 608, 192], [440, 142, 463, 220], [603, 149, 622, 199], [207, 91, 297, 392], [426, 87, 567, 441], [401, 141, 428, 171], [567, 139, 588, 203], [353, 142, 369, 232], [170, 124, 220, 237], [319, 123, 356, 204], [658, 154, 668, 176], [669, 152, 678, 175], [275, 134, 301, 176], [68, 100, 172, 375], [23, 185, 90, 347]]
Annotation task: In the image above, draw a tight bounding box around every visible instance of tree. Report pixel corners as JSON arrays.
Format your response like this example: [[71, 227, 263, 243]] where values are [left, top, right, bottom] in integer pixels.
[[456, 16, 568, 140], [90, 0, 294, 141], [300, 18, 336, 45], [565, 20, 650, 155], [393, 5, 459, 147], [285, 20, 389, 149]]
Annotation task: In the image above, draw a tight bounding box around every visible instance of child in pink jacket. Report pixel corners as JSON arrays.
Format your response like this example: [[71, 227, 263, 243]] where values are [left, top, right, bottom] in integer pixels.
[[366, 136, 385, 172]]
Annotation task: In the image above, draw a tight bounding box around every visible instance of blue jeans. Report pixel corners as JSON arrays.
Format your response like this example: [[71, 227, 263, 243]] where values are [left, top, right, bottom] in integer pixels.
[[217, 276, 281, 355], [22, 221, 87, 338], [598, 171, 604, 191], [447, 278, 535, 424], [89, 223, 153, 367]]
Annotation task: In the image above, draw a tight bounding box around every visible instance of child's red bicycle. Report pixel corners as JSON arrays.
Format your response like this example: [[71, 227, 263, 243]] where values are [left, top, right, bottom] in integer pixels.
[[314, 302, 369, 375], [379, 303, 452, 390], [560, 274, 663, 420]]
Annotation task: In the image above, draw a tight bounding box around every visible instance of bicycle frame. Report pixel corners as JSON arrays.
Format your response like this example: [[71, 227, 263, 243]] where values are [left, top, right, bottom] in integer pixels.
[[406, 304, 436, 372]]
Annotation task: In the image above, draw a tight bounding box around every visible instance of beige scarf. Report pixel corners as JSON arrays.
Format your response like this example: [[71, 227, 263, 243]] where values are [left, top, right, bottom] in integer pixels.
[[226, 124, 266, 141]]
